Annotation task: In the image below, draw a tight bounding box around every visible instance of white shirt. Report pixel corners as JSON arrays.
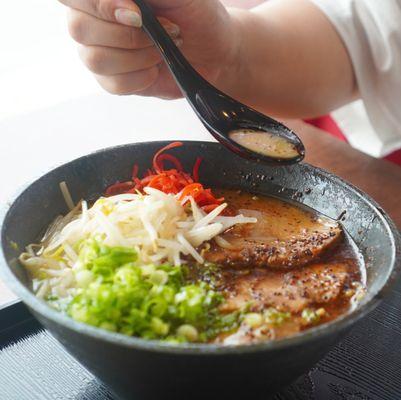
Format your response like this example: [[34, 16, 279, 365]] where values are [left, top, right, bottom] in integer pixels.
[[311, 0, 401, 157]]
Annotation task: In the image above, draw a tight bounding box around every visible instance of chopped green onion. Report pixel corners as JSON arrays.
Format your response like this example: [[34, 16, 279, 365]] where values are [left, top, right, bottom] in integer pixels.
[[177, 324, 199, 342], [75, 270, 94, 288], [264, 308, 291, 326], [244, 313, 263, 328], [151, 317, 170, 336], [149, 270, 168, 285], [62, 240, 241, 342], [301, 308, 321, 325]]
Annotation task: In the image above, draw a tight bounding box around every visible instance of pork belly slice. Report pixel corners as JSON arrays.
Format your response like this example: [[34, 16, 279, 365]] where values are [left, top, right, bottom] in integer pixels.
[[204, 192, 342, 268], [221, 262, 349, 314]]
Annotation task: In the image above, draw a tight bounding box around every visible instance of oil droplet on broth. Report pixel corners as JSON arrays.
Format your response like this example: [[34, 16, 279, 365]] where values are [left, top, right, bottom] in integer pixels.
[[229, 129, 300, 159]]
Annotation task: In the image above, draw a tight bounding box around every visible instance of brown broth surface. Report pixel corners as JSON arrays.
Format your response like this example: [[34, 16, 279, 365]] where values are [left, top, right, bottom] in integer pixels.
[[199, 190, 366, 344]]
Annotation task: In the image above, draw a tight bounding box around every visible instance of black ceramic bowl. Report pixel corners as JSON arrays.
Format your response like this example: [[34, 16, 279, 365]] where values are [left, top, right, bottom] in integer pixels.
[[1, 141, 400, 400]]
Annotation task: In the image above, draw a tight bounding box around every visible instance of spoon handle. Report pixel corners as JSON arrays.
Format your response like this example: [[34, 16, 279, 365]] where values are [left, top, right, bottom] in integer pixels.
[[134, 0, 206, 96]]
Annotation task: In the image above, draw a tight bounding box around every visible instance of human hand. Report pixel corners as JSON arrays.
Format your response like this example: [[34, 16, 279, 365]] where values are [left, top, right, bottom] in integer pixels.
[[60, 0, 240, 99]]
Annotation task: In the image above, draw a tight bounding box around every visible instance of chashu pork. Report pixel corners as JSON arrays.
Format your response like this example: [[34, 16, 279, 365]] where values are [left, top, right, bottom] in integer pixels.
[[204, 191, 342, 268], [215, 262, 351, 345], [220, 262, 350, 314]]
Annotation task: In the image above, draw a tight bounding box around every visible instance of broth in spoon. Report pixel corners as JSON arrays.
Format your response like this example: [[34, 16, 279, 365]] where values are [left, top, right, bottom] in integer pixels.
[[229, 129, 300, 159]]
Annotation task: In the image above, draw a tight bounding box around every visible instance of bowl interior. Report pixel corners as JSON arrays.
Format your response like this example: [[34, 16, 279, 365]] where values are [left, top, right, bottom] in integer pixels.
[[1, 141, 400, 348]]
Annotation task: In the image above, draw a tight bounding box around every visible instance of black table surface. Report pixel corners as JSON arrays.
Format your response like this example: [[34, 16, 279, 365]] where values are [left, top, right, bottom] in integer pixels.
[[1, 273, 401, 400]]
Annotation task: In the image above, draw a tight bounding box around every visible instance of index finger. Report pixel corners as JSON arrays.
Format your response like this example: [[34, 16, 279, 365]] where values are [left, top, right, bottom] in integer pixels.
[[58, 0, 142, 27]]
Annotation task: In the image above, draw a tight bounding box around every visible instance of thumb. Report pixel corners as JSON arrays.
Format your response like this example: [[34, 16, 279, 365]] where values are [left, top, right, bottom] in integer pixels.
[[58, 0, 142, 27]]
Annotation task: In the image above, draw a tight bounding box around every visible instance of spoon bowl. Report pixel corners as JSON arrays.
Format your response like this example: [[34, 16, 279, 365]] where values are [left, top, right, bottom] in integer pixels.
[[134, 0, 305, 165]]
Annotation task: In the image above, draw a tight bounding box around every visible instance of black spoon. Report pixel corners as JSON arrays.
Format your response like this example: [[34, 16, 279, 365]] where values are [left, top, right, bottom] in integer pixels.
[[133, 0, 305, 165]]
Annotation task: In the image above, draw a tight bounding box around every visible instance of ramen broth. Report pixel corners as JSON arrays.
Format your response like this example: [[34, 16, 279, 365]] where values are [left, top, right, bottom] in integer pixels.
[[229, 129, 300, 159], [200, 190, 366, 344]]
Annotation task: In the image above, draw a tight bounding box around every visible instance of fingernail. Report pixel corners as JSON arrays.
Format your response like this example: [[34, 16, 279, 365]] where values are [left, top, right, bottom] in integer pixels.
[[115, 8, 142, 28], [173, 38, 183, 47], [164, 24, 180, 38]]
